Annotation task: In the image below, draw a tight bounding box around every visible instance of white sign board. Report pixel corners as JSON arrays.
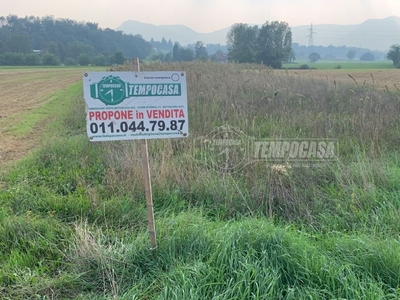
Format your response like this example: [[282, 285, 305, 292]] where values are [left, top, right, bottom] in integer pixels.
[[83, 71, 188, 141]]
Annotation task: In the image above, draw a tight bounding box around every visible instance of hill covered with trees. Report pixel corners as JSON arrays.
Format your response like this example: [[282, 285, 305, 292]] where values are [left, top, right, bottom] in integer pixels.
[[0, 15, 153, 66]]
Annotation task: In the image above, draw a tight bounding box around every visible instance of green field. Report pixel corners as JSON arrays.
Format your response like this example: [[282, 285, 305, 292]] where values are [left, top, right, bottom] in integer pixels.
[[1, 62, 400, 299], [283, 60, 394, 70]]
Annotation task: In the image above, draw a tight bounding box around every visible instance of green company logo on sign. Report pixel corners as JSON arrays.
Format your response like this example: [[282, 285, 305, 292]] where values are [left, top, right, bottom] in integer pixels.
[[90, 75, 126, 105], [90, 75, 182, 106]]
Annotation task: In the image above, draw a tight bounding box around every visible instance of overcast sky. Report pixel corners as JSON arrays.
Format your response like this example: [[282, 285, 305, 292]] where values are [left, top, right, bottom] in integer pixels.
[[2, 0, 399, 32]]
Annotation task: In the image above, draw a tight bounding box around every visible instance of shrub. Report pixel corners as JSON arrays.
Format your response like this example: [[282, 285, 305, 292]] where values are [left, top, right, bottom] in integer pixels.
[[77, 53, 92, 66], [42, 53, 60, 66], [64, 58, 77, 66], [24, 53, 41, 66], [93, 54, 107, 66], [360, 52, 375, 61], [0, 52, 25, 65], [298, 64, 310, 69]]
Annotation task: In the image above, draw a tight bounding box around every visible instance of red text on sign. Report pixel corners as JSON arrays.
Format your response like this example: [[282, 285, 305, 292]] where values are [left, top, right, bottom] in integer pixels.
[[146, 109, 185, 119], [89, 110, 134, 121]]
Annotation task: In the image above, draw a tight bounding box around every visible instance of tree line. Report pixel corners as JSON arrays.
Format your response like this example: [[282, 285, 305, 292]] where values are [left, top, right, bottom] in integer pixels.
[[148, 21, 293, 68], [0, 15, 228, 66], [0, 16, 295, 68], [148, 41, 221, 63], [0, 15, 152, 66], [292, 43, 386, 61], [3, 14, 398, 68], [226, 21, 292, 68]]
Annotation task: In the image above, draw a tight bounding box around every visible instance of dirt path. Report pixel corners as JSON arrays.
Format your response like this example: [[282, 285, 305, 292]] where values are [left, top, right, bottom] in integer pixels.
[[0, 68, 84, 169]]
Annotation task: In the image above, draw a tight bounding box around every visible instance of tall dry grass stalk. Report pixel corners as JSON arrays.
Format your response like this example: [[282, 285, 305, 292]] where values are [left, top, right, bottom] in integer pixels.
[[100, 61, 400, 222], [70, 221, 125, 299]]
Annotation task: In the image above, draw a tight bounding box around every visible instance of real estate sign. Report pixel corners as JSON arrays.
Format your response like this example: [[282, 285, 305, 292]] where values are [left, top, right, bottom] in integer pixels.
[[83, 71, 188, 141]]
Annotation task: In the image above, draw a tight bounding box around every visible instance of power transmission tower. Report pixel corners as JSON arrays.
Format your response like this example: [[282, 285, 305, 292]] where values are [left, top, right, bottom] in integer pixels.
[[306, 23, 316, 47]]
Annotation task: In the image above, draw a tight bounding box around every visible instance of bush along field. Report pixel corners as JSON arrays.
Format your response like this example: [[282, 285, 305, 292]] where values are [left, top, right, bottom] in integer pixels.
[[1, 62, 400, 299]]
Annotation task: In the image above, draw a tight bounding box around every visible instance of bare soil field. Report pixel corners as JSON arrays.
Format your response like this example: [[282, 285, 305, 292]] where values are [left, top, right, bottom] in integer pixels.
[[0, 68, 83, 168]]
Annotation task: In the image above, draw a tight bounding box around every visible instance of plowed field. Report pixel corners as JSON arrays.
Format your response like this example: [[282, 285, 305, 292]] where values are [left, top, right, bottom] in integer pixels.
[[0, 68, 83, 168]]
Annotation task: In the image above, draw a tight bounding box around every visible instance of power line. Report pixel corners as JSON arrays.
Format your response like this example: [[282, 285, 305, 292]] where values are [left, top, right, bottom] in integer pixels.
[[306, 23, 316, 47]]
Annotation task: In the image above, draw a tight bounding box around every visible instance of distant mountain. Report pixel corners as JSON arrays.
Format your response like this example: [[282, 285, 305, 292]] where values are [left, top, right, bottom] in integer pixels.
[[117, 16, 400, 51], [116, 20, 230, 45], [291, 16, 400, 51]]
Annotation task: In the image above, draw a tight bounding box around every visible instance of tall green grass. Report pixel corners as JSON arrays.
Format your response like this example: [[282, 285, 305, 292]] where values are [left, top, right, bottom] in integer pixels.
[[1, 62, 400, 298]]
